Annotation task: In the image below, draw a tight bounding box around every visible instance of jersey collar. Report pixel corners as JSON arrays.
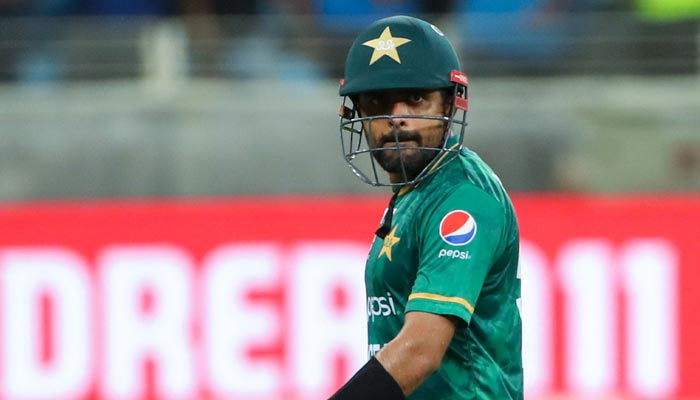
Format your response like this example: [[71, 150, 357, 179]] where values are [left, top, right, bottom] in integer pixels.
[[394, 136, 461, 198]]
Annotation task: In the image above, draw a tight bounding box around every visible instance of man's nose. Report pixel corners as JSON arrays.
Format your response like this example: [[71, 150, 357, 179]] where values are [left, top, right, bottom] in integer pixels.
[[389, 101, 410, 115], [387, 101, 410, 127]]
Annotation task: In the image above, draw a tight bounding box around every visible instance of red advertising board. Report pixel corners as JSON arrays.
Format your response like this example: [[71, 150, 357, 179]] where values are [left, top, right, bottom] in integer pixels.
[[0, 195, 698, 399]]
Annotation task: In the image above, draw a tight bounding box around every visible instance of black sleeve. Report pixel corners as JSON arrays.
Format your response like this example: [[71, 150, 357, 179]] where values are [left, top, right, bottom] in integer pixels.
[[328, 357, 405, 400]]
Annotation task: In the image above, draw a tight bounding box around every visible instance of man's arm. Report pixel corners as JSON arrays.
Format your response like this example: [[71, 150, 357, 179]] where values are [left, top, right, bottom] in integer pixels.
[[376, 311, 458, 395], [329, 311, 457, 399]]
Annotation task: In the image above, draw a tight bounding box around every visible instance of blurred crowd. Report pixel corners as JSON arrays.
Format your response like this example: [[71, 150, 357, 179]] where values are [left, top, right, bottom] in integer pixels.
[[0, 0, 628, 18], [2, 0, 699, 19], [0, 0, 698, 82]]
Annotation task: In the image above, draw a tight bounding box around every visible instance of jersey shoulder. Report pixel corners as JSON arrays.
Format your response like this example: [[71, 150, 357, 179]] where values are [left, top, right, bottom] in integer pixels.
[[424, 146, 513, 212]]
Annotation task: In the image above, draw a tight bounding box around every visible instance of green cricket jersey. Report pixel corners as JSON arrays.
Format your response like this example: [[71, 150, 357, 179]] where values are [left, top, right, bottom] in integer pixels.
[[365, 144, 523, 399]]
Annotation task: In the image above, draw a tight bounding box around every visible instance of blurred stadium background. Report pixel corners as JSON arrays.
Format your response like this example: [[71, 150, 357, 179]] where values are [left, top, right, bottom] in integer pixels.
[[0, 0, 699, 399]]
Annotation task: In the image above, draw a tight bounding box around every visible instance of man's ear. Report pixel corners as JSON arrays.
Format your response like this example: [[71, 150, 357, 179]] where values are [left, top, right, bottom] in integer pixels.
[[442, 90, 455, 116], [350, 95, 364, 117]]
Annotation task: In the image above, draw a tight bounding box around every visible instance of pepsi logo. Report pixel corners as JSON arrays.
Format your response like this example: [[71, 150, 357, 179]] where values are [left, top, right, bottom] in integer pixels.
[[439, 210, 477, 246]]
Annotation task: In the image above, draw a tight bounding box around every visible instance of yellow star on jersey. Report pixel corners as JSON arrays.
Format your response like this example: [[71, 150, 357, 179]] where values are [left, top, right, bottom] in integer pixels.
[[362, 27, 412, 65], [378, 226, 401, 261]]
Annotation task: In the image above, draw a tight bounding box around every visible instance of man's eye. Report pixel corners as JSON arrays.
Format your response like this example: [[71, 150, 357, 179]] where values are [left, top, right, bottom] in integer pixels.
[[409, 94, 424, 103]]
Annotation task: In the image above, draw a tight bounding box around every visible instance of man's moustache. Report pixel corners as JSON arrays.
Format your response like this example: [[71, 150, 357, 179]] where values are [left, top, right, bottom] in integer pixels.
[[379, 130, 422, 147]]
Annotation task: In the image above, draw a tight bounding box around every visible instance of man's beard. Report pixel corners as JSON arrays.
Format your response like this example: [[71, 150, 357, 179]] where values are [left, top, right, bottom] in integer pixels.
[[374, 147, 440, 179], [371, 128, 443, 180]]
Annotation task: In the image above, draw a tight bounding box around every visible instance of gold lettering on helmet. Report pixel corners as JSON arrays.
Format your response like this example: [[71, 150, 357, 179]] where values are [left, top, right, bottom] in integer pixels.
[[362, 27, 411, 65]]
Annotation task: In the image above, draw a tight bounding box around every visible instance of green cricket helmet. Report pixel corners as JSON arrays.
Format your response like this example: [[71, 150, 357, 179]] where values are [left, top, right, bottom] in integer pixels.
[[338, 15, 469, 187]]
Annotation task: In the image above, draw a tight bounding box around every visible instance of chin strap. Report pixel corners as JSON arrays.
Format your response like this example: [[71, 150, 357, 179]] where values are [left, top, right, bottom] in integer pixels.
[[375, 192, 398, 239]]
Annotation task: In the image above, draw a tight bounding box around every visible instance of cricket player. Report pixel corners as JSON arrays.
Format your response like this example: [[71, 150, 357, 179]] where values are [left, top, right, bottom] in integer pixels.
[[329, 15, 523, 399]]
